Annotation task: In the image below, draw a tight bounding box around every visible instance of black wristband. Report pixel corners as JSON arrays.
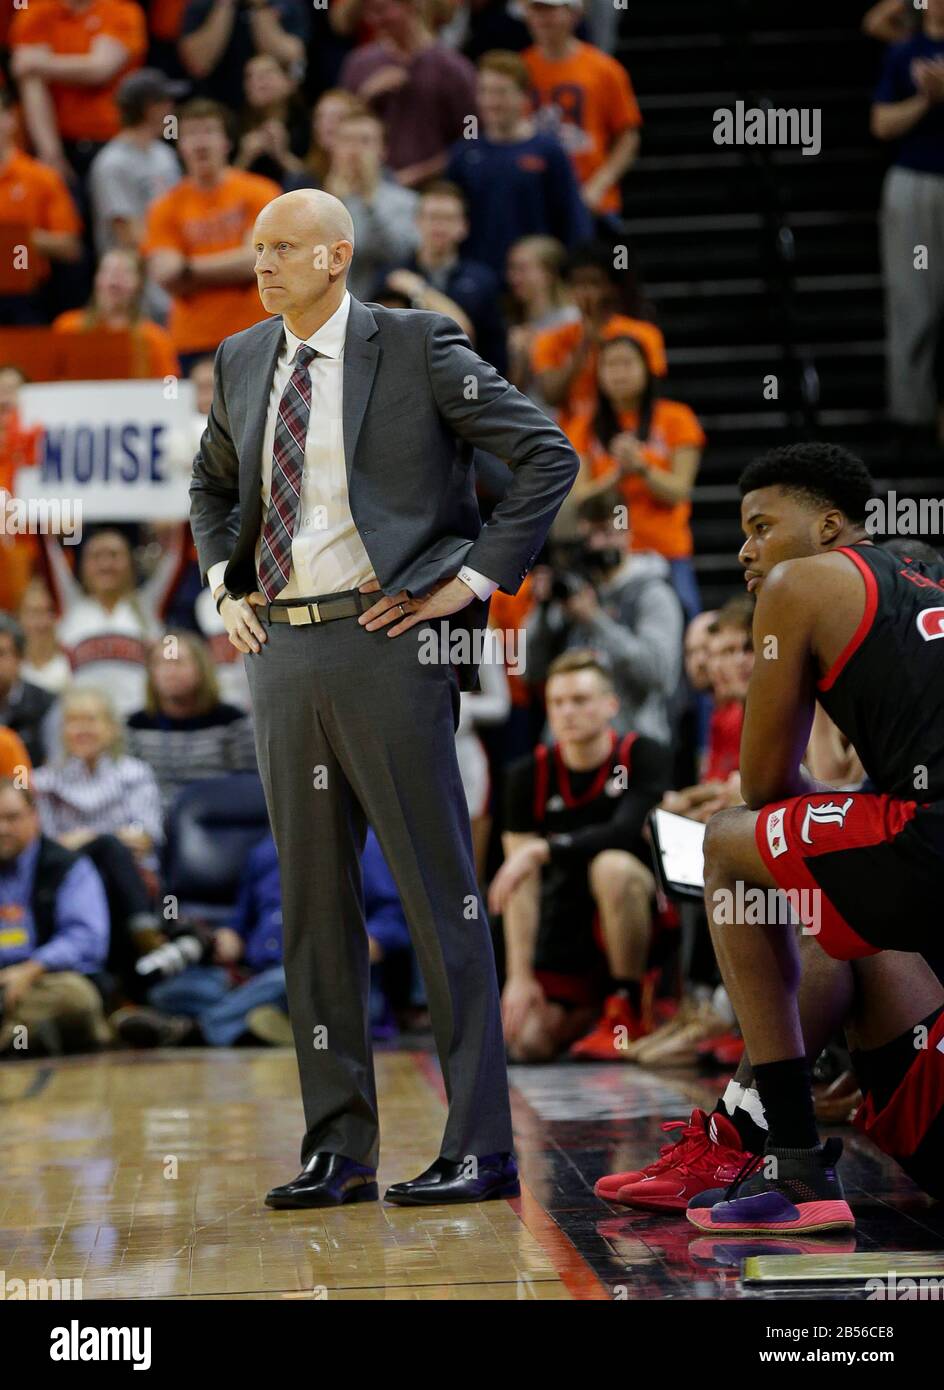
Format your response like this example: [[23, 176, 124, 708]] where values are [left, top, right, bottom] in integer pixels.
[[215, 589, 229, 613]]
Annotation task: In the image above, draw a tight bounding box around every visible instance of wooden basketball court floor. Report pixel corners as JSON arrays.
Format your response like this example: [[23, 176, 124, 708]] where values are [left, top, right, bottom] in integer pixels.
[[2, 1044, 942, 1301]]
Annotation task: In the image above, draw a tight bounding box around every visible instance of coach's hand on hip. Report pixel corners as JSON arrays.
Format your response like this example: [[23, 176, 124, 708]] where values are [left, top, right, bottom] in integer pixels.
[[219, 591, 268, 654], [357, 575, 475, 636]]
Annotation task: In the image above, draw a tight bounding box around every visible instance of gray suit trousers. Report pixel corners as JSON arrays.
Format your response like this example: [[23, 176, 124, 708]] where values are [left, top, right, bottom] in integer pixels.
[[244, 611, 514, 1170]]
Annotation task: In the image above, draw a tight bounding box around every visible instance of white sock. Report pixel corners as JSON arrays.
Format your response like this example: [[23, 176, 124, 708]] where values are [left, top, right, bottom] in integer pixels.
[[720, 1080, 768, 1134], [738, 1085, 768, 1132], [720, 1079, 743, 1116]]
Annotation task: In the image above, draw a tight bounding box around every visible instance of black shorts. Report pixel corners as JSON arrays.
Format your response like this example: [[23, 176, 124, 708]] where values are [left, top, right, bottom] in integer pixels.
[[852, 1006, 944, 1200], [756, 792, 944, 959], [531, 869, 608, 1006]]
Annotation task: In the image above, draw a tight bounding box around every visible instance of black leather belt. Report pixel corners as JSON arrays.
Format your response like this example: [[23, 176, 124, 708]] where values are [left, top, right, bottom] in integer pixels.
[[258, 589, 376, 626]]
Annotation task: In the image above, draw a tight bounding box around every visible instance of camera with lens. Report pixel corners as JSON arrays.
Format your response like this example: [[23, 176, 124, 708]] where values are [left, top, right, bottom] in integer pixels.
[[546, 539, 622, 604], [135, 921, 215, 979]]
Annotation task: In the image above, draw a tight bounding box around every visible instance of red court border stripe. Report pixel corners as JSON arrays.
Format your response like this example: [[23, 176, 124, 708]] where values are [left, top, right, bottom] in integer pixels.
[[412, 1052, 610, 1300]]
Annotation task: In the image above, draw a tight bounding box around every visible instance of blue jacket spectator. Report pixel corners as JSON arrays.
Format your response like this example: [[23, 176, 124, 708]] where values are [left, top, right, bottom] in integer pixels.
[[446, 50, 592, 281], [0, 780, 110, 1055], [0, 835, 109, 974], [229, 831, 283, 972]]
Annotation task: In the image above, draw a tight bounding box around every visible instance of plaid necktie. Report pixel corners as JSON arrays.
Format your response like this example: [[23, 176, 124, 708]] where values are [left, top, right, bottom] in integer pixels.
[[258, 342, 320, 600]]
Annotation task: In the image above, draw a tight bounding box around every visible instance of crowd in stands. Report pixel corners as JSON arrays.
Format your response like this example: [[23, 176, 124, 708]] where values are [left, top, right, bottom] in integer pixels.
[[866, 0, 944, 447], [0, 0, 941, 1086]]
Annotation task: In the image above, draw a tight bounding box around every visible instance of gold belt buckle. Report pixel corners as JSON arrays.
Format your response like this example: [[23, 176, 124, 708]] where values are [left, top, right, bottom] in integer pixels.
[[288, 603, 316, 626]]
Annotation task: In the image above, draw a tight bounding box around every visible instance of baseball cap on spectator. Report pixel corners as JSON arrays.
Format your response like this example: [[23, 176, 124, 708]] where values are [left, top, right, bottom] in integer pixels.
[[116, 68, 189, 125]]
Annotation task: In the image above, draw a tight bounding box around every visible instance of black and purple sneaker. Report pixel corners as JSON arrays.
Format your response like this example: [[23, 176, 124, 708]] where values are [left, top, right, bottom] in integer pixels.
[[685, 1138, 854, 1234]]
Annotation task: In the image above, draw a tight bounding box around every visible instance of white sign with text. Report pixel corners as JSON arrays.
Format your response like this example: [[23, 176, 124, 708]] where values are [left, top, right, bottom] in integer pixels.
[[15, 380, 196, 521]]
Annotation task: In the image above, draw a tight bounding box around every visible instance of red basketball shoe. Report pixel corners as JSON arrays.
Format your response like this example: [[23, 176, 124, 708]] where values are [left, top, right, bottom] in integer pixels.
[[599, 1108, 755, 1212], [569, 992, 650, 1061]]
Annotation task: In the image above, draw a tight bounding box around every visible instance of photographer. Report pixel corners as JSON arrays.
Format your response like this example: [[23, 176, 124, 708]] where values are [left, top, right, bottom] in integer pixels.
[[524, 489, 683, 744], [111, 826, 413, 1047], [490, 650, 671, 1062], [111, 830, 287, 1047]]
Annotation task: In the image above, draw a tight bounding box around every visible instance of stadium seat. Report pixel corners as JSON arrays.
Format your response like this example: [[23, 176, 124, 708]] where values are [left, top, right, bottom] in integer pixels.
[[161, 772, 270, 924]]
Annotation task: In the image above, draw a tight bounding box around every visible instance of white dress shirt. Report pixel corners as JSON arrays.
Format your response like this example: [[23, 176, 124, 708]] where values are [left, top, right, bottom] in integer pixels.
[[208, 290, 497, 602]]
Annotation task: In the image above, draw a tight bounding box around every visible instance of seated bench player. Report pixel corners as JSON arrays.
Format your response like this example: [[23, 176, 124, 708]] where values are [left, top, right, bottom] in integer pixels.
[[489, 648, 671, 1061], [681, 442, 944, 1235]]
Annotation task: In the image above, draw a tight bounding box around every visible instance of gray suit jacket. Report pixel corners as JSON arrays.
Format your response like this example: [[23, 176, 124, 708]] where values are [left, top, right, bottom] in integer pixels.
[[189, 295, 578, 689]]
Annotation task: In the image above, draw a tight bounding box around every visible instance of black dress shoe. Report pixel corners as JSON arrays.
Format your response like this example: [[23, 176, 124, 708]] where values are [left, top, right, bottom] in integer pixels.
[[265, 1153, 378, 1209], [384, 1153, 519, 1206], [110, 1006, 196, 1049]]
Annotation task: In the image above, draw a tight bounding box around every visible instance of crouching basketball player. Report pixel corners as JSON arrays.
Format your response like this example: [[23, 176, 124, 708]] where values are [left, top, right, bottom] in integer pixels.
[[489, 650, 671, 1062], [681, 442, 944, 1235]]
